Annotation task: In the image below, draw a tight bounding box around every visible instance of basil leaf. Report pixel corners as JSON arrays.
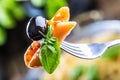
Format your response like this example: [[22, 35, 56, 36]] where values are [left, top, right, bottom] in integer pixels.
[[50, 37, 56, 42], [45, 25, 52, 39], [47, 37, 56, 45], [40, 26, 61, 74], [47, 45, 56, 54], [40, 38, 60, 73]]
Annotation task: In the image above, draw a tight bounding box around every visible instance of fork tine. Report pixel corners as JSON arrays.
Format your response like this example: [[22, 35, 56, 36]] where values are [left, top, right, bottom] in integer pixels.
[[61, 43, 82, 52], [61, 45, 75, 54], [62, 41, 79, 48], [61, 45, 82, 55], [62, 41, 82, 51], [61, 43, 84, 55], [61, 45, 85, 59]]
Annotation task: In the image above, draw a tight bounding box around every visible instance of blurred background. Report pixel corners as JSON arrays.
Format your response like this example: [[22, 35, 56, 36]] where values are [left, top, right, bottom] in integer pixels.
[[1, 0, 120, 80]]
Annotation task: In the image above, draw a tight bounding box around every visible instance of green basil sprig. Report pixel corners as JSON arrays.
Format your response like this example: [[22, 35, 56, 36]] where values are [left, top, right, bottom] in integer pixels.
[[39, 26, 61, 74]]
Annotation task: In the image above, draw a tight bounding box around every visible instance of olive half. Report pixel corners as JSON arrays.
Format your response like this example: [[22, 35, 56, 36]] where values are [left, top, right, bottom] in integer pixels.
[[26, 16, 48, 40]]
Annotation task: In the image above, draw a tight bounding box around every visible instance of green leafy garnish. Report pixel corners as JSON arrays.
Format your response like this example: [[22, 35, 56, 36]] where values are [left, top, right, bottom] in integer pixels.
[[30, 0, 47, 7], [101, 45, 120, 59], [39, 26, 61, 74], [70, 65, 84, 80], [0, 0, 25, 45], [45, 0, 68, 19], [0, 27, 7, 45], [87, 65, 100, 80]]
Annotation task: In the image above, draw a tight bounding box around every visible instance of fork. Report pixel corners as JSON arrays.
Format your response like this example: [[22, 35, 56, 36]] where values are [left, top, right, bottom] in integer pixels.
[[61, 40, 120, 59]]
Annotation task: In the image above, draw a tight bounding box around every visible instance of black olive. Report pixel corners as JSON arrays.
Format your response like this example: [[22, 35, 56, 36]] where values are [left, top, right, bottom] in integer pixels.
[[26, 16, 48, 40]]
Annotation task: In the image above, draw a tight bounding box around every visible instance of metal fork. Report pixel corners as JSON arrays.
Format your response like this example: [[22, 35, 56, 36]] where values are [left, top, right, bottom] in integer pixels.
[[61, 40, 120, 59]]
